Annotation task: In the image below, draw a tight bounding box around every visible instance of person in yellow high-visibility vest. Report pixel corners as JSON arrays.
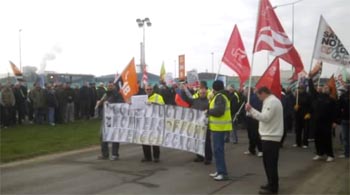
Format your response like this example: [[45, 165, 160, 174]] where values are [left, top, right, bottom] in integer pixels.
[[207, 80, 232, 181], [141, 84, 164, 163]]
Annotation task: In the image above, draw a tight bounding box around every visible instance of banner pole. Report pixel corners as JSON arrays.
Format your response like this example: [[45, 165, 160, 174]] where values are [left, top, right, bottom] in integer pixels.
[[296, 74, 300, 105]]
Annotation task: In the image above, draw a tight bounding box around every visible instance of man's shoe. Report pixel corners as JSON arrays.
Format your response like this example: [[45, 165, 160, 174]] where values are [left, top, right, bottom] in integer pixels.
[[302, 145, 308, 149], [292, 144, 298, 148], [154, 159, 160, 163], [260, 184, 270, 190], [259, 189, 277, 194], [209, 172, 218, 177], [97, 155, 108, 160], [110, 155, 119, 161], [257, 152, 263, 157], [244, 151, 253, 155], [326, 156, 334, 162], [338, 154, 346, 159], [204, 160, 211, 165], [141, 158, 152, 162], [313, 155, 322, 161], [213, 174, 229, 181], [193, 158, 204, 162]]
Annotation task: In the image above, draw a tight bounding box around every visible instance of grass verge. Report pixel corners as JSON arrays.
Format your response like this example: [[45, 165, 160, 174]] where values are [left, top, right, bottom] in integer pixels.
[[0, 119, 101, 163]]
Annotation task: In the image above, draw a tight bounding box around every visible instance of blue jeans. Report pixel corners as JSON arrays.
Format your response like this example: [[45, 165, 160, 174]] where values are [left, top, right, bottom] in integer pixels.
[[212, 131, 228, 175], [342, 120, 350, 158], [48, 107, 55, 124]]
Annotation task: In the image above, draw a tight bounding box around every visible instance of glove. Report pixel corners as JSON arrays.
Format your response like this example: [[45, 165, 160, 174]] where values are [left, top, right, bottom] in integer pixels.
[[304, 113, 311, 120], [294, 104, 299, 111]]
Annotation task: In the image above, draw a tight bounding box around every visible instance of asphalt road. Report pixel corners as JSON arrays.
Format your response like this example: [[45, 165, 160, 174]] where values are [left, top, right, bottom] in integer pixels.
[[1, 130, 349, 194]]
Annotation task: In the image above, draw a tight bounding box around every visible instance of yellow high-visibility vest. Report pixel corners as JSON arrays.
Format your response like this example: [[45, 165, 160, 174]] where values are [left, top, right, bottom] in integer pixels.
[[148, 93, 165, 105], [209, 93, 233, 132]]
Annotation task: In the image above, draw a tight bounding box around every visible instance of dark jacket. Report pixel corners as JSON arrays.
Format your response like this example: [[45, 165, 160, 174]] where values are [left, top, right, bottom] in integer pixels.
[[46, 90, 58, 108], [181, 89, 209, 111], [14, 86, 27, 105], [64, 87, 75, 103], [309, 79, 337, 125], [106, 90, 124, 103], [160, 87, 176, 105], [337, 90, 349, 122], [97, 87, 106, 100], [208, 90, 230, 117], [79, 86, 91, 102]]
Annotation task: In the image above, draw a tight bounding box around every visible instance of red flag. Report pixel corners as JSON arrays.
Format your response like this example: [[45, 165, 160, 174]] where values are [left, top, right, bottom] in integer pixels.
[[222, 25, 251, 88], [255, 57, 281, 99], [142, 65, 148, 85], [253, 0, 304, 73], [9, 61, 22, 77], [115, 58, 139, 101]]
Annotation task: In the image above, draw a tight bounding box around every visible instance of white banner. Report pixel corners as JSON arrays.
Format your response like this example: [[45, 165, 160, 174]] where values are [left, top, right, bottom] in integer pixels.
[[103, 103, 207, 156], [313, 15, 350, 67]]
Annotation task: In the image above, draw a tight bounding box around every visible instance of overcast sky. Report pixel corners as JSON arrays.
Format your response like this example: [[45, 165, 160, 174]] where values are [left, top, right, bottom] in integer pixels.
[[0, 0, 349, 79]]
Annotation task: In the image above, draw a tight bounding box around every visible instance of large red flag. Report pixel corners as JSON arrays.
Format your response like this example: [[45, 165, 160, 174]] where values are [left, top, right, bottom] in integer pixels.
[[253, 0, 304, 73], [222, 25, 251, 88], [255, 57, 281, 99], [115, 58, 139, 101]]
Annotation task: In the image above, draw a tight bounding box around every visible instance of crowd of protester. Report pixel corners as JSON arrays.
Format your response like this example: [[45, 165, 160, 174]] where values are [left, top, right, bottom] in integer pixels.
[[0, 81, 105, 128]]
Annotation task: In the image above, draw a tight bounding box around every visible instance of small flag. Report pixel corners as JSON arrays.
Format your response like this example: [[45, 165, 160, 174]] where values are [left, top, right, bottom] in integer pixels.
[[160, 62, 166, 82], [309, 61, 323, 85], [222, 25, 251, 88], [115, 58, 139, 101], [9, 61, 23, 81], [255, 57, 281, 99]]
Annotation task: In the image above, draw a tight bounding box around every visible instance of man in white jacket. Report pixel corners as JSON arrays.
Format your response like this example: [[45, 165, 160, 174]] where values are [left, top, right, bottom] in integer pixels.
[[245, 87, 283, 195]]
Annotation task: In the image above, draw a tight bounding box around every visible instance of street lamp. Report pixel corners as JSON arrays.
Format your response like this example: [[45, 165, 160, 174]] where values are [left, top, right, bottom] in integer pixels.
[[273, 0, 303, 44], [19, 29, 22, 71], [136, 18, 152, 87]]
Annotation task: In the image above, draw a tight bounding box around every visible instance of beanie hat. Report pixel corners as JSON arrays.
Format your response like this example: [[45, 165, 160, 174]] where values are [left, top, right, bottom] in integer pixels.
[[212, 80, 224, 91]]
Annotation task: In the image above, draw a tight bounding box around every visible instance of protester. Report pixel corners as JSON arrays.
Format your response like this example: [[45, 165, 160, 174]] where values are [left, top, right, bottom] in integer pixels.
[[141, 84, 164, 163], [0, 84, 16, 128], [46, 84, 58, 126], [98, 82, 124, 161], [245, 86, 283, 195], [74, 85, 80, 120], [208, 80, 232, 181], [337, 85, 350, 158], [226, 84, 240, 144], [89, 83, 98, 118], [64, 83, 75, 123], [79, 82, 91, 120], [181, 84, 212, 165], [13, 82, 27, 124], [282, 87, 295, 147], [294, 85, 312, 148], [29, 82, 47, 124], [244, 87, 263, 157], [54, 83, 65, 124], [96, 82, 106, 118], [309, 80, 337, 162]]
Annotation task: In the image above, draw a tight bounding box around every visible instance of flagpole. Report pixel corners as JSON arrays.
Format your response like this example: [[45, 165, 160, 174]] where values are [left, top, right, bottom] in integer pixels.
[[309, 15, 323, 74], [215, 62, 223, 80], [247, 0, 261, 104]]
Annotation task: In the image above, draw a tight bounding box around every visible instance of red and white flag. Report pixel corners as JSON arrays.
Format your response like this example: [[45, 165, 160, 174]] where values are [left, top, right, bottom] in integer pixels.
[[253, 0, 304, 73], [222, 25, 251, 88], [142, 65, 148, 85], [255, 57, 281, 99]]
